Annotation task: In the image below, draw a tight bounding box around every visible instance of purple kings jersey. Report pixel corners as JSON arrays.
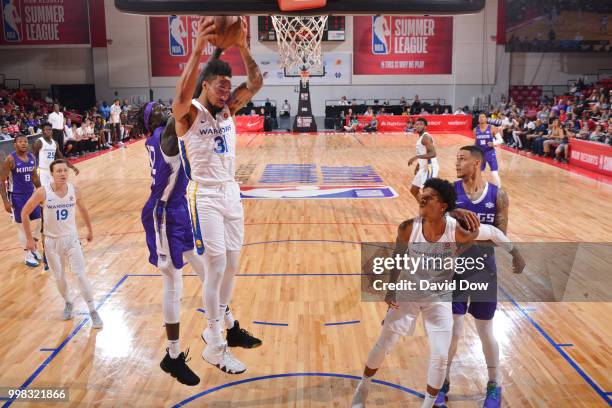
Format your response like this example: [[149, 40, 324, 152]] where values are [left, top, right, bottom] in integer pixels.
[[145, 127, 188, 207], [475, 124, 494, 152], [454, 180, 498, 271], [9, 152, 36, 196]]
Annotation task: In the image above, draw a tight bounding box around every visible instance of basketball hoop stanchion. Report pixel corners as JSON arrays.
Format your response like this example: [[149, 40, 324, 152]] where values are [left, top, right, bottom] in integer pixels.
[[272, 9, 326, 133]]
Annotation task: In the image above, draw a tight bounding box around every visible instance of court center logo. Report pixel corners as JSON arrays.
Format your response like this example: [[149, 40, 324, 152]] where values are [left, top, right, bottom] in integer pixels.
[[168, 15, 188, 56], [371, 16, 391, 55], [2, 0, 22, 42]]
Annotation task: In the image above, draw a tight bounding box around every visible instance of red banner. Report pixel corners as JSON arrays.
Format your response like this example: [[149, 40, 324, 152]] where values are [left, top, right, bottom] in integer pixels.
[[348, 115, 472, 134], [235, 115, 263, 132], [0, 0, 90, 46], [149, 16, 246, 77], [353, 16, 453, 75], [569, 139, 612, 177]]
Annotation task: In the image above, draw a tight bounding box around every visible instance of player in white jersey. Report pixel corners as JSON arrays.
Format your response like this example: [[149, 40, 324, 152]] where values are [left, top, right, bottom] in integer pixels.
[[351, 178, 525, 408], [32, 123, 79, 186], [20, 159, 103, 329], [408, 118, 439, 202], [173, 17, 263, 374]]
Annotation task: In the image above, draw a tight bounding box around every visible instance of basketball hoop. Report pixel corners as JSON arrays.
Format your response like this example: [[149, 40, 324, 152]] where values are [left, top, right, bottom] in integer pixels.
[[271, 14, 328, 74]]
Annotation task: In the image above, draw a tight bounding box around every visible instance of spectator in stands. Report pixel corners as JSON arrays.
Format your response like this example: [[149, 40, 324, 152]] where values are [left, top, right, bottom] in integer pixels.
[[110, 99, 123, 147], [339, 96, 349, 106], [122, 99, 130, 113], [589, 124, 606, 143], [280, 100, 291, 117], [250, 109, 257, 116], [48, 104, 65, 152], [264, 98, 272, 112], [344, 114, 359, 132], [525, 119, 547, 150], [94, 116, 109, 149], [64, 123, 78, 157], [543, 119, 565, 156], [454, 106, 467, 115], [100, 101, 110, 121], [399, 97, 407, 107], [433, 97, 442, 114], [364, 107, 374, 117], [383, 99, 390, 106], [410, 95, 421, 114], [364, 116, 378, 133], [0, 126, 11, 141]]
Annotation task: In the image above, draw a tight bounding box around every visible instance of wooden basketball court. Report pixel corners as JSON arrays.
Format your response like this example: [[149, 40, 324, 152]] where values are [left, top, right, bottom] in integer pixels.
[[0, 132, 610, 407]]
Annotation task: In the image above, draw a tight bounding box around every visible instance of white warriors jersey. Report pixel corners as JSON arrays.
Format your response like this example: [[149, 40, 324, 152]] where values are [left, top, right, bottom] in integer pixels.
[[43, 183, 78, 238], [38, 137, 57, 172], [405, 215, 457, 299], [416, 132, 438, 169], [178, 100, 236, 185]]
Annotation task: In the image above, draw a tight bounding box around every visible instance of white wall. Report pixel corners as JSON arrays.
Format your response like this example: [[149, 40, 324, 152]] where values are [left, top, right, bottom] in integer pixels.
[[0, 48, 94, 88], [509, 53, 612, 86]]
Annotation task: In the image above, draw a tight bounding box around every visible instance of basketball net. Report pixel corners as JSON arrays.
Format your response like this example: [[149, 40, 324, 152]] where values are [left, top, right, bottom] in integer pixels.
[[271, 15, 328, 74]]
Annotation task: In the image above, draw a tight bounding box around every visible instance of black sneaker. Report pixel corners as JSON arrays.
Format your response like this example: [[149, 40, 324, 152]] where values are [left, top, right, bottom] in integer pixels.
[[160, 348, 200, 386], [226, 321, 262, 349]]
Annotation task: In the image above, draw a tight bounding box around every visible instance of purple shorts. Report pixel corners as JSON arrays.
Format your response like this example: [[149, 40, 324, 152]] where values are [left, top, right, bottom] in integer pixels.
[[141, 198, 194, 270], [452, 301, 497, 320], [480, 149, 499, 172], [10, 192, 41, 223]]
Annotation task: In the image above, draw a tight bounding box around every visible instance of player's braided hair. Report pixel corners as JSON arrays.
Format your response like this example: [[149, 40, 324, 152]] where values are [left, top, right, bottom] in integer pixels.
[[423, 178, 457, 213], [126, 102, 169, 136]]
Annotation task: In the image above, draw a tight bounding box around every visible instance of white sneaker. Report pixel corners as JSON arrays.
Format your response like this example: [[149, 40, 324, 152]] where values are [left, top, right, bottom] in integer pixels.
[[201, 327, 211, 344], [90, 310, 104, 329], [202, 343, 246, 374], [32, 250, 42, 261], [25, 251, 39, 267], [63, 302, 74, 320], [351, 380, 371, 408]]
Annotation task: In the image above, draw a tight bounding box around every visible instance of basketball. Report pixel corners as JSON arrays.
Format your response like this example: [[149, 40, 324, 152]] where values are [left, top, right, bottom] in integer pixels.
[[209, 16, 244, 50]]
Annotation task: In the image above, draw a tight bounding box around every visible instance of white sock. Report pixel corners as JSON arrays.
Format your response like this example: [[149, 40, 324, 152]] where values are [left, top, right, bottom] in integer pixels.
[[208, 319, 224, 345], [420, 392, 437, 408], [221, 304, 235, 329], [168, 339, 180, 359]]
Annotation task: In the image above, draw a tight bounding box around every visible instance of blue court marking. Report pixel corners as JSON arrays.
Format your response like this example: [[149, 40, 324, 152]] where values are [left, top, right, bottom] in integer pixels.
[[324, 320, 360, 326], [557, 344, 574, 347], [523, 307, 537, 312], [1, 274, 129, 408], [253, 321, 289, 327], [39, 348, 56, 352], [171, 372, 423, 407], [499, 287, 611, 406], [260, 164, 317, 184], [196, 308, 206, 314]]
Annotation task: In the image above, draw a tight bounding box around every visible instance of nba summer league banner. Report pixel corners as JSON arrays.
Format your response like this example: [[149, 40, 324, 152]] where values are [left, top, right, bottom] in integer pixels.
[[353, 16, 453, 75], [1, 0, 90, 46], [149, 16, 247, 77]]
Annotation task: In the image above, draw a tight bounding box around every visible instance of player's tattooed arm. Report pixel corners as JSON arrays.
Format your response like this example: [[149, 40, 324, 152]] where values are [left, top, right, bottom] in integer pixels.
[[174, 17, 216, 129], [0, 155, 14, 213], [228, 18, 263, 116], [494, 188, 509, 234], [160, 117, 179, 157], [385, 219, 413, 309]]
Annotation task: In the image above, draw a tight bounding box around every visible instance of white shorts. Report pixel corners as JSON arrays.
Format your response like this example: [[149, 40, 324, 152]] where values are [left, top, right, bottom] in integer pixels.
[[411, 161, 439, 188], [39, 169, 52, 187], [383, 302, 452, 335], [44, 234, 86, 276], [187, 181, 244, 257]]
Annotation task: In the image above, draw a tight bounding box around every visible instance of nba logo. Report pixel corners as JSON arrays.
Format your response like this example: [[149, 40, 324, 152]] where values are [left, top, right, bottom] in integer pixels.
[[2, 0, 22, 43], [371, 16, 391, 55], [168, 16, 188, 56]]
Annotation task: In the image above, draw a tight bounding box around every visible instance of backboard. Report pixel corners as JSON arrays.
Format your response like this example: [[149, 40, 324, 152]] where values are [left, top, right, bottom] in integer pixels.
[[115, 0, 486, 16]]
